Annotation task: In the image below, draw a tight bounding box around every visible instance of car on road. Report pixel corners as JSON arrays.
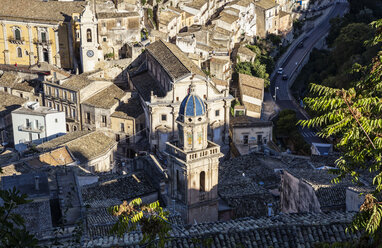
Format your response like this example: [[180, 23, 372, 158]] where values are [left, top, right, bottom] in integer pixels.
[[282, 74, 288, 80], [297, 41, 304, 48], [277, 68, 283, 74]]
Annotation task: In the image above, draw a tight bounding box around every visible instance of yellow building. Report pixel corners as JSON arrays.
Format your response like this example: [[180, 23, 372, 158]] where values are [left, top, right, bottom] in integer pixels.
[[0, 0, 85, 70]]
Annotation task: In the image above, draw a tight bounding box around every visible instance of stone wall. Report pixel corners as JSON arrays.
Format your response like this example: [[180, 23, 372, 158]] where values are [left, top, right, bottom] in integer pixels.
[[280, 171, 321, 213]]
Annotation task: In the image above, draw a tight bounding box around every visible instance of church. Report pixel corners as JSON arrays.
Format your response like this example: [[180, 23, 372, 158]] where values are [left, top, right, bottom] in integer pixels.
[[165, 82, 222, 224]]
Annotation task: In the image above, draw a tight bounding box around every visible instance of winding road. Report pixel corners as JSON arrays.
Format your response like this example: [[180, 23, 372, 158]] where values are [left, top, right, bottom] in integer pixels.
[[271, 2, 348, 144]]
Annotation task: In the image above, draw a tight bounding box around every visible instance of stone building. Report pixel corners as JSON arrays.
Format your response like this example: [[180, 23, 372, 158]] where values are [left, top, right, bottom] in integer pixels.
[[238, 73, 264, 118], [97, 12, 141, 59], [110, 95, 145, 158], [37, 130, 118, 172], [0, 71, 41, 103], [0, 0, 86, 70], [42, 71, 112, 132], [230, 115, 273, 155], [165, 83, 223, 224], [254, 0, 280, 38], [12, 101, 66, 152], [0, 92, 27, 145], [81, 84, 129, 131], [129, 40, 233, 152]]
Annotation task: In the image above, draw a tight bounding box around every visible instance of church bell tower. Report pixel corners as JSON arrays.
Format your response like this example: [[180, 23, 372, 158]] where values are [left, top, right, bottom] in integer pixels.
[[165, 82, 222, 224], [79, 2, 103, 73]]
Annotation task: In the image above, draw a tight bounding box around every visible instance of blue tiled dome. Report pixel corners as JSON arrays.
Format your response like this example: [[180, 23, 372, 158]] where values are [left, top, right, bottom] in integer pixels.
[[179, 93, 206, 117]]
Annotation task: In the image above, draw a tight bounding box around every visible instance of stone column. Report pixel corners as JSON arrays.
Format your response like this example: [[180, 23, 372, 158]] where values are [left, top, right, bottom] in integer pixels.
[[54, 28, 61, 68], [2, 22, 10, 64], [27, 24, 35, 65]]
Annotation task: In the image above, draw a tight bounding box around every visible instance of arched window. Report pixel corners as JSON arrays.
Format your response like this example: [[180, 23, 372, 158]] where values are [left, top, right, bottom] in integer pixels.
[[86, 29, 92, 42], [200, 171, 205, 192], [14, 28, 21, 40], [17, 47, 22, 58]]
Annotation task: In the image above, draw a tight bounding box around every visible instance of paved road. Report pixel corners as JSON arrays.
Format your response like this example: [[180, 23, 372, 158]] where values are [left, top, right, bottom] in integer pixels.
[[272, 3, 348, 144]]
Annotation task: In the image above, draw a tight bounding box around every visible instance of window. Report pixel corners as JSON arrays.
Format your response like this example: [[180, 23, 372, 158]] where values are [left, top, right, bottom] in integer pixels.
[[86, 112, 91, 124], [35, 120, 39, 128], [64, 106, 68, 116], [86, 29, 92, 42], [243, 135, 248, 144], [161, 114, 167, 121], [117, 20, 121, 27], [71, 92, 76, 102], [43, 48, 49, 62], [120, 123, 125, 132], [55, 118, 58, 123], [17, 47, 22, 57], [20, 93, 23, 98], [55, 88, 59, 97], [200, 171, 205, 192], [116, 134, 120, 142], [101, 115, 107, 126], [26, 119, 30, 128], [103, 37, 107, 42], [56, 104, 60, 111], [64, 91, 67, 99], [14, 28, 21, 40], [48, 86, 52, 95], [41, 32, 46, 43], [215, 110, 220, 117], [48, 102, 52, 108], [71, 109, 76, 119], [4, 87, 7, 92], [176, 97, 179, 101]]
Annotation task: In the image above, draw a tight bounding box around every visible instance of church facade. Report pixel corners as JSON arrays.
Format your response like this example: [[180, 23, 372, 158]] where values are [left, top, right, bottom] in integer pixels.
[[0, 0, 86, 70]]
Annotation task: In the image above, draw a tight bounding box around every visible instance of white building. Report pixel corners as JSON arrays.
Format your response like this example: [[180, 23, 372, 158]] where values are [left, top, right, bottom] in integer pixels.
[[12, 102, 66, 152]]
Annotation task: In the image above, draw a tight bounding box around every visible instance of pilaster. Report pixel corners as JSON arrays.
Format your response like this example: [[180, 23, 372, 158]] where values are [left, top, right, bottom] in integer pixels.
[[27, 24, 35, 65], [2, 22, 10, 64]]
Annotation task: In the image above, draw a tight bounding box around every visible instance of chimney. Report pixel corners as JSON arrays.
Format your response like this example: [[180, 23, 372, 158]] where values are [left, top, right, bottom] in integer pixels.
[[35, 176, 40, 191]]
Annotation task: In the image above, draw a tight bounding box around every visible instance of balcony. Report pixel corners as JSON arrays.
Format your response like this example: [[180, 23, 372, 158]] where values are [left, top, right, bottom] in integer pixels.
[[8, 37, 25, 45], [33, 38, 53, 45], [18, 124, 45, 133]]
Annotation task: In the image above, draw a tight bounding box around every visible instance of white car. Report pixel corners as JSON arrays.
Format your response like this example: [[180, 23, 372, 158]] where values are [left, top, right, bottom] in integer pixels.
[[277, 68, 283, 74]]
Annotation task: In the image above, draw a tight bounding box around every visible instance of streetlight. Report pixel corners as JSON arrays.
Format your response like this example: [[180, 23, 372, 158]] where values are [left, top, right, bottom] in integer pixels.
[[274, 87, 279, 101]]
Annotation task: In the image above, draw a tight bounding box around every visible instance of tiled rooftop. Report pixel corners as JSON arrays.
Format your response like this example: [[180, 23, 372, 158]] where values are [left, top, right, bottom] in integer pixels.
[[37, 131, 116, 163], [146, 40, 205, 80], [79, 211, 360, 247], [130, 71, 166, 101], [0, 0, 85, 24], [0, 92, 27, 117], [82, 84, 126, 109]]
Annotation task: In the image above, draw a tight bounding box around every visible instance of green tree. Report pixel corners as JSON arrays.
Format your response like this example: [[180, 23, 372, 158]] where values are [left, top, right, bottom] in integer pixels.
[[0, 168, 39, 247], [235, 60, 270, 88], [299, 19, 382, 244]]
